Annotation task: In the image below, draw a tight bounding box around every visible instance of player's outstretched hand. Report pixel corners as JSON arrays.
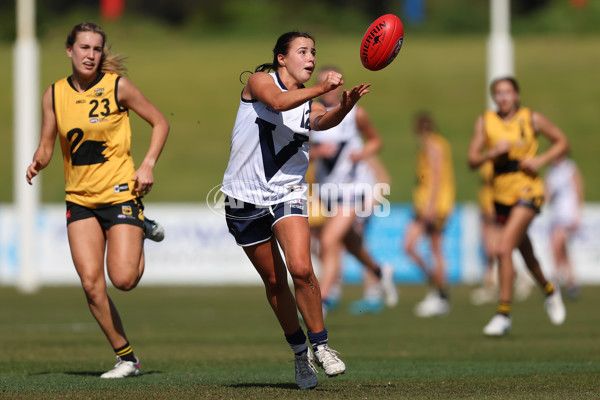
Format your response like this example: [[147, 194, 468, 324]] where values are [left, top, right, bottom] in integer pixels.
[[340, 83, 371, 110]]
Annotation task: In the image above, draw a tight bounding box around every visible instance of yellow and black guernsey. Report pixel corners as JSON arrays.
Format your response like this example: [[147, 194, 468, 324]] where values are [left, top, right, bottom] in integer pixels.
[[413, 133, 455, 219], [53, 72, 137, 208], [484, 107, 543, 207]]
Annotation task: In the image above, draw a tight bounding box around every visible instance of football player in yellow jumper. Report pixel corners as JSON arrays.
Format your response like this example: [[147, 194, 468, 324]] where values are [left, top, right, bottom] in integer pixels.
[[26, 22, 169, 377], [468, 77, 568, 336]]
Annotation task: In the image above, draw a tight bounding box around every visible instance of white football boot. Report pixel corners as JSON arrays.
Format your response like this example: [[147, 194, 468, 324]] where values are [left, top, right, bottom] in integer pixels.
[[544, 288, 566, 325], [483, 314, 512, 337], [413, 290, 450, 317], [313, 345, 346, 377], [381, 264, 399, 307], [100, 356, 141, 378]]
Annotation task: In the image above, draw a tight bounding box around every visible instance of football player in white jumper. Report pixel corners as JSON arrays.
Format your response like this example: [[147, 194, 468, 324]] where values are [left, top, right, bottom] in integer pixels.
[[221, 32, 370, 390]]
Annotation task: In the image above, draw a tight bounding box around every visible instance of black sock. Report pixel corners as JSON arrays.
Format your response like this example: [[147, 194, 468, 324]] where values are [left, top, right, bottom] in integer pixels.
[[307, 328, 328, 352], [374, 267, 382, 279], [438, 287, 449, 300], [285, 328, 308, 355], [114, 342, 136, 362]]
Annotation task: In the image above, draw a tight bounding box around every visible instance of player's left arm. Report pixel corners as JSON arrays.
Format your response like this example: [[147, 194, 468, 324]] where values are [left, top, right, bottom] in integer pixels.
[[310, 83, 370, 131], [521, 111, 569, 175], [350, 105, 382, 163], [118, 77, 170, 195]]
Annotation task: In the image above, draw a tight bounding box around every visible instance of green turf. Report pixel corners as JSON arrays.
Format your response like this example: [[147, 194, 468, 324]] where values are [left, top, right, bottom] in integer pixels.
[[1, 31, 599, 204], [1, 285, 598, 399]]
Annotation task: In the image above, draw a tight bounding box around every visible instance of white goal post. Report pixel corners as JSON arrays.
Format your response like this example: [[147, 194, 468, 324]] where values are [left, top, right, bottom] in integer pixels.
[[487, 0, 514, 109], [14, 0, 40, 293]]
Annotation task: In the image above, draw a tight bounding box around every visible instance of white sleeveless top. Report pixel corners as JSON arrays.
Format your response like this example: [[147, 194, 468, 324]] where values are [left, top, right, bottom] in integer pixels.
[[545, 158, 580, 227], [222, 72, 312, 205]]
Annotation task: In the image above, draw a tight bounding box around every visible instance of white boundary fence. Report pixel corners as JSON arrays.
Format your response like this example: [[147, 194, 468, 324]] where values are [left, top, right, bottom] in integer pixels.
[[1, 203, 600, 287]]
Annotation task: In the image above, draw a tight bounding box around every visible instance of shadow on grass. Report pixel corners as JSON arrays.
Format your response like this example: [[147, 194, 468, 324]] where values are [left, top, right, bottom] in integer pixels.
[[28, 370, 163, 377], [226, 381, 382, 391], [226, 382, 299, 390]]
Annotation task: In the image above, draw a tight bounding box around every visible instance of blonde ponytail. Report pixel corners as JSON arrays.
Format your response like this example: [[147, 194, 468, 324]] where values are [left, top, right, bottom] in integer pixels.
[[101, 46, 128, 76]]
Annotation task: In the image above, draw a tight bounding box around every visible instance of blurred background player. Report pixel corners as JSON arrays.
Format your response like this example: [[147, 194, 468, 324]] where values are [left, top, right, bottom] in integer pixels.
[[349, 155, 396, 315], [403, 112, 455, 317], [221, 32, 370, 389], [25, 22, 169, 378], [309, 66, 397, 317], [545, 154, 584, 299], [470, 160, 534, 306], [468, 77, 569, 336], [470, 161, 498, 305]]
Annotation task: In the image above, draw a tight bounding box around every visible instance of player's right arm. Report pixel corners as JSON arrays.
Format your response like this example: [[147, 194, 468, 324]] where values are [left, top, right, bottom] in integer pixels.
[[467, 115, 509, 170], [26, 86, 57, 185]]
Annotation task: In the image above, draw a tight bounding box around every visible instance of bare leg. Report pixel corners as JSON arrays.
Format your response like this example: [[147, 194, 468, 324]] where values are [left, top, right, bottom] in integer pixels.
[[481, 217, 498, 287], [68, 220, 142, 350], [318, 210, 356, 300], [403, 220, 430, 281], [106, 224, 145, 290], [551, 226, 576, 288], [343, 225, 380, 275], [274, 216, 324, 334], [243, 237, 302, 335], [495, 206, 536, 303], [429, 230, 446, 290], [518, 233, 549, 288]]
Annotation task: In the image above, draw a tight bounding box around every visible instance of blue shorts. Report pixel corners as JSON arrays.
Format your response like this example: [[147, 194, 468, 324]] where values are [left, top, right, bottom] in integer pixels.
[[224, 196, 307, 247]]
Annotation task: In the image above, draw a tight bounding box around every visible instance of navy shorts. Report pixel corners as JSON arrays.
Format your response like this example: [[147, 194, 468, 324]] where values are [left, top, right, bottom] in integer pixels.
[[224, 196, 307, 247], [66, 199, 145, 230]]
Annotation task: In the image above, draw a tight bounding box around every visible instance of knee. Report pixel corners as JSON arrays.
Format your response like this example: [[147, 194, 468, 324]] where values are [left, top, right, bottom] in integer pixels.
[[261, 272, 288, 295], [403, 239, 416, 257], [287, 255, 314, 283], [320, 235, 342, 254], [109, 274, 139, 291], [80, 278, 106, 305], [495, 242, 513, 262]]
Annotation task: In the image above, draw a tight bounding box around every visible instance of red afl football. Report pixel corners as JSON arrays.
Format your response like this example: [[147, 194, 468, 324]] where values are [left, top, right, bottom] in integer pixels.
[[360, 14, 404, 71]]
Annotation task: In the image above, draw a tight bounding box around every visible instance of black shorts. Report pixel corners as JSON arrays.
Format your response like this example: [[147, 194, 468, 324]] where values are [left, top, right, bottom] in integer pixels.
[[494, 196, 543, 225], [66, 199, 145, 230], [412, 211, 448, 234], [224, 196, 307, 247]]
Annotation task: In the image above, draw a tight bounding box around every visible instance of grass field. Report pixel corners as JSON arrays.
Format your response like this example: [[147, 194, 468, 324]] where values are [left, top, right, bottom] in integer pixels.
[[1, 25, 599, 204], [1, 284, 598, 399]]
